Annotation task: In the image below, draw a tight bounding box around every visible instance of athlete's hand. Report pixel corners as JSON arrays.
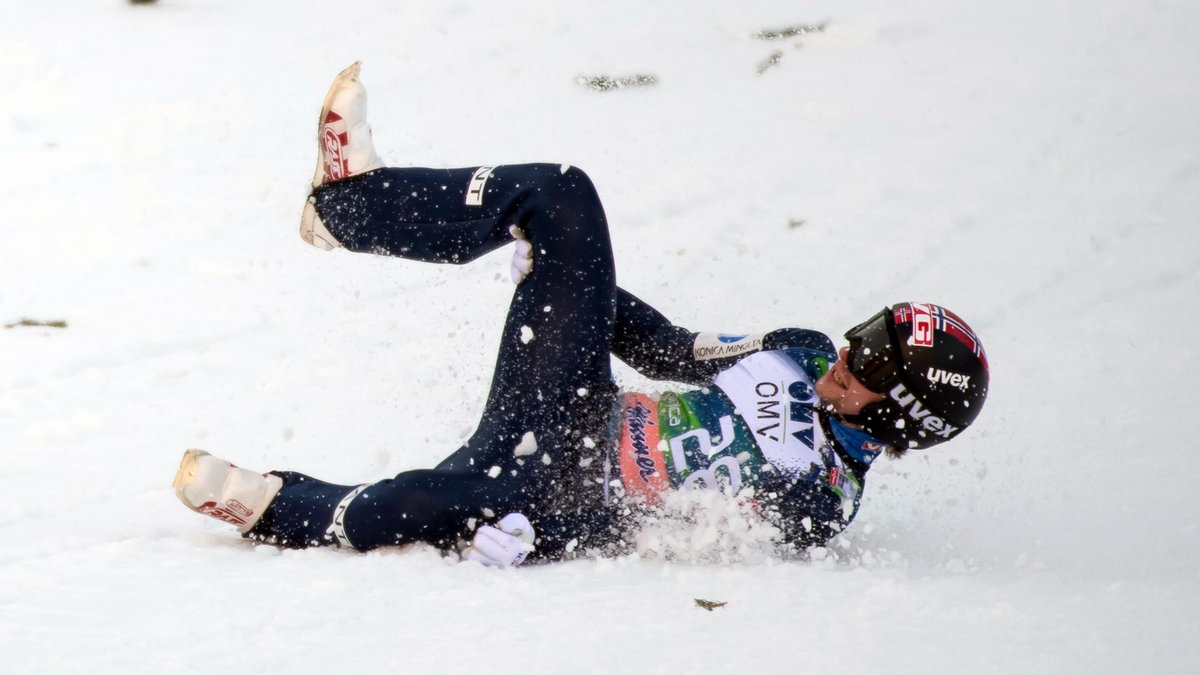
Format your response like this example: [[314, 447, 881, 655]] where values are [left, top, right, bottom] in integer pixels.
[[509, 226, 534, 284], [463, 513, 536, 567]]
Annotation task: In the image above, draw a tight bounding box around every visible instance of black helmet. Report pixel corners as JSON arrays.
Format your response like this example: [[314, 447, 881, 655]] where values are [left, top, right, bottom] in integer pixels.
[[841, 303, 989, 450]]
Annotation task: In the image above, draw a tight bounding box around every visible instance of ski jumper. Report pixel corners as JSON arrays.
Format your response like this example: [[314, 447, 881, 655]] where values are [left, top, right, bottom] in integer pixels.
[[247, 164, 882, 558]]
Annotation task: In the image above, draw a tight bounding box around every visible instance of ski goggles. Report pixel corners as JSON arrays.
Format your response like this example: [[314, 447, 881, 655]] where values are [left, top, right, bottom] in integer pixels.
[[843, 308, 902, 394]]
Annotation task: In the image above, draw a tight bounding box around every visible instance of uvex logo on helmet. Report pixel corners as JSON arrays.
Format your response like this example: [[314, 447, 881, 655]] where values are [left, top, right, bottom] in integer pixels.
[[888, 383, 960, 439], [925, 367, 971, 391]]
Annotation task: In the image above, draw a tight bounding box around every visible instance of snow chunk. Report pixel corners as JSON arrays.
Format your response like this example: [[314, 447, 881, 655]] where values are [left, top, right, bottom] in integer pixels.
[[631, 489, 783, 564], [487, 465, 502, 478], [520, 326, 534, 343], [514, 431, 538, 457]]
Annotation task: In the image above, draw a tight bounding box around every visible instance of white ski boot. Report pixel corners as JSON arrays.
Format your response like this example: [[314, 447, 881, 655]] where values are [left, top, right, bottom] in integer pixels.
[[173, 450, 284, 533], [300, 61, 386, 250]]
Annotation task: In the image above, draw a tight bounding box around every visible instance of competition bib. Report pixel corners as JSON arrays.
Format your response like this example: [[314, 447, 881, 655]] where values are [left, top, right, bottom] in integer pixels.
[[711, 350, 827, 478], [612, 390, 763, 505], [611, 348, 860, 506]]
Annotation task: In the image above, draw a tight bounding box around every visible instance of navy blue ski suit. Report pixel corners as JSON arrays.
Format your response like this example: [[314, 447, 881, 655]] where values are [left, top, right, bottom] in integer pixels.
[[247, 164, 873, 559]]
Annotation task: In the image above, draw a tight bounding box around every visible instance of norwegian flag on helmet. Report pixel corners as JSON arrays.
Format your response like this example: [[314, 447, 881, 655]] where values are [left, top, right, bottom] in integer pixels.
[[893, 303, 988, 371]]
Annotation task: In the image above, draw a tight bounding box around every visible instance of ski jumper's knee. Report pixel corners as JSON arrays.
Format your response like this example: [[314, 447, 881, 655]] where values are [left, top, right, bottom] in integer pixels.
[[508, 165, 612, 278]]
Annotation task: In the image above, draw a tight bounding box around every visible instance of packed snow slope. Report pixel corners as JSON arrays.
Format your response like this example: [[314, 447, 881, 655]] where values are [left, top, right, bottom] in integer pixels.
[[2, 1, 1198, 673]]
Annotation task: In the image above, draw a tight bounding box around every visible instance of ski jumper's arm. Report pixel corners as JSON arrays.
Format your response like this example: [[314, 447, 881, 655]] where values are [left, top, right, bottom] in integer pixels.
[[611, 289, 835, 385], [760, 477, 855, 551]]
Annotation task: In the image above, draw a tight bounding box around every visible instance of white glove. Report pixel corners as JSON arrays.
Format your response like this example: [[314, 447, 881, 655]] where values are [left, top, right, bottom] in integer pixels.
[[463, 513, 536, 567], [509, 226, 534, 284]]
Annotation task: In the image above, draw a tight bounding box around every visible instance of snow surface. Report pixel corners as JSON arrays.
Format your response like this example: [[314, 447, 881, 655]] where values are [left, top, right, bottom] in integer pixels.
[[2, 0, 1199, 672]]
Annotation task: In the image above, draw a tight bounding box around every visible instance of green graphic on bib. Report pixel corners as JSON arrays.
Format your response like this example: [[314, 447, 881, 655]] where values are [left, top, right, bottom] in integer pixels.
[[656, 390, 766, 494], [808, 355, 830, 379]]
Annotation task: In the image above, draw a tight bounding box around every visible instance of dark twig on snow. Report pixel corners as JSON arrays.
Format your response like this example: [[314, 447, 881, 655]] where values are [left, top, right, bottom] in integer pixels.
[[753, 21, 829, 41], [694, 598, 728, 611], [574, 74, 658, 92], [757, 51, 784, 74], [5, 318, 68, 329]]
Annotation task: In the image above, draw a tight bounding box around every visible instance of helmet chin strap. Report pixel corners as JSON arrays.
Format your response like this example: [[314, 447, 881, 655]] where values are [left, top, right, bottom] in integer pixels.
[[830, 408, 868, 427], [820, 399, 867, 430], [841, 398, 896, 436], [825, 398, 890, 435], [833, 409, 866, 428]]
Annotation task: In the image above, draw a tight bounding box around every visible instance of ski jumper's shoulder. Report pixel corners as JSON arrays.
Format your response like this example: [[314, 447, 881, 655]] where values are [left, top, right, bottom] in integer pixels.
[[762, 327, 836, 354]]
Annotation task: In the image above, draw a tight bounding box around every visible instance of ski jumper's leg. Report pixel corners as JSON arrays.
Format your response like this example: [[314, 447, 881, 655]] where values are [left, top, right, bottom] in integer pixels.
[[249, 164, 618, 552]]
